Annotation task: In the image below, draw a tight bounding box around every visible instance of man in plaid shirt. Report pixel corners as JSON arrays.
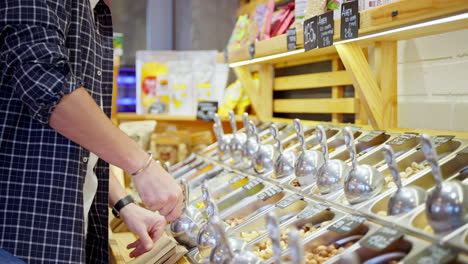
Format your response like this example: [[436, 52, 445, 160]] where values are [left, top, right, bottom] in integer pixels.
[[0, 0, 183, 263]]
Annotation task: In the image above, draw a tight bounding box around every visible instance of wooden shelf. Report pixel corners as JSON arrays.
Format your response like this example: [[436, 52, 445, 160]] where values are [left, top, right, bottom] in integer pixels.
[[219, 0, 468, 65]]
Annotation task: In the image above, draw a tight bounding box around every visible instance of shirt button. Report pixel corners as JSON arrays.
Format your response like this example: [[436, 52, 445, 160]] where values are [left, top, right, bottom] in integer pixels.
[[97, 70, 102, 76], [83, 157, 89, 163]]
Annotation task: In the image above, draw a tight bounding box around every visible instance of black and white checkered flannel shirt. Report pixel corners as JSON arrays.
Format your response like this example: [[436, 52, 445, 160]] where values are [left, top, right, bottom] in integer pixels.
[[0, 0, 113, 263]]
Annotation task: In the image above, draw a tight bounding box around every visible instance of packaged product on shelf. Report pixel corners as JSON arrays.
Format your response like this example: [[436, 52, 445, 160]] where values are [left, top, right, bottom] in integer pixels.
[[270, 3, 295, 37], [261, 0, 276, 40], [227, 14, 250, 50], [136, 51, 176, 114], [361, 0, 397, 11], [118, 120, 157, 151], [214, 64, 229, 107], [295, 0, 309, 25], [305, 0, 327, 19], [151, 130, 192, 165], [191, 131, 214, 154], [218, 80, 243, 116], [254, 3, 267, 41], [168, 61, 195, 116], [191, 54, 217, 103]]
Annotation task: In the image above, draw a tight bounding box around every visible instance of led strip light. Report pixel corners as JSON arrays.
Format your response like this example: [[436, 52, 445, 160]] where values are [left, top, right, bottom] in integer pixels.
[[228, 12, 468, 68]]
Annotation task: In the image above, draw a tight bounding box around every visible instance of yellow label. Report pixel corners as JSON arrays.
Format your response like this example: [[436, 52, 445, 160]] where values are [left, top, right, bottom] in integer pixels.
[[197, 82, 212, 89], [231, 177, 249, 189], [160, 95, 170, 104]]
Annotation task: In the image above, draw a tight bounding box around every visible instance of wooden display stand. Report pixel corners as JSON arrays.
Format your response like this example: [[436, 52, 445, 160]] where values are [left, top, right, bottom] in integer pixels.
[[221, 0, 468, 130]]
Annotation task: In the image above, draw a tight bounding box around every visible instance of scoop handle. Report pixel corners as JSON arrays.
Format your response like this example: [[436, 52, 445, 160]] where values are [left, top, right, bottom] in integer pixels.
[[420, 134, 443, 187], [180, 179, 190, 213], [228, 110, 237, 134], [316, 125, 329, 162], [270, 124, 283, 153], [288, 228, 305, 264], [343, 127, 358, 168], [211, 218, 234, 260], [266, 212, 282, 264], [202, 181, 219, 219], [249, 121, 260, 144], [293, 118, 303, 136], [242, 112, 249, 131], [382, 144, 402, 190], [213, 113, 222, 131]]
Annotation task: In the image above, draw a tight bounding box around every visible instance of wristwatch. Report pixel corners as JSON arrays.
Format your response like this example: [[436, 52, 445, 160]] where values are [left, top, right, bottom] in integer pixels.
[[112, 195, 135, 218]]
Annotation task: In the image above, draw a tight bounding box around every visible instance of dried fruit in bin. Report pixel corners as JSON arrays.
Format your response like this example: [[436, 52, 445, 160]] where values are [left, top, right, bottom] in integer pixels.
[[384, 161, 429, 188], [225, 217, 247, 228], [253, 221, 331, 260]]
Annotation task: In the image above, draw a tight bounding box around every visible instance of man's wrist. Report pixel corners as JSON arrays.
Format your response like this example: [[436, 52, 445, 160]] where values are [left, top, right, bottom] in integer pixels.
[[112, 195, 135, 218]]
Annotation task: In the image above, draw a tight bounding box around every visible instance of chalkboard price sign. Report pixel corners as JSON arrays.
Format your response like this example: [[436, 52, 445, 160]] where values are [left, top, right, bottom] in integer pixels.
[[249, 43, 255, 60], [388, 133, 419, 146], [433, 135, 455, 148], [297, 204, 328, 219], [286, 28, 297, 50], [403, 244, 456, 264], [229, 175, 247, 185], [358, 131, 384, 143], [328, 215, 366, 235], [242, 179, 262, 191], [360, 227, 404, 251], [303, 16, 318, 51], [276, 194, 303, 209], [257, 186, 283, 201], [318, 11, 334, 48], [340, 0, 359, 40], [196, 101, 218, 122]]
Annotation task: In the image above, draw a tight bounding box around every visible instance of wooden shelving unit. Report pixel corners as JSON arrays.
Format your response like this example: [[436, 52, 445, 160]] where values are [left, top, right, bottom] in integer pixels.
[[112, 0, 468, 132], [219, 0, 468, 131]]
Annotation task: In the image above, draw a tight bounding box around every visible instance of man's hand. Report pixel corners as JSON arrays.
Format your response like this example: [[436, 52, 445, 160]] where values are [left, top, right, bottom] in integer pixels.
[[133, 162, 183, 221], [120, 203, 166, 258]]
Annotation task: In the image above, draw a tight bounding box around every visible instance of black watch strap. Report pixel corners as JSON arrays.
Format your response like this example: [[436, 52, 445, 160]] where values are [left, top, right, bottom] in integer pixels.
[[112, 195, 135, 218]]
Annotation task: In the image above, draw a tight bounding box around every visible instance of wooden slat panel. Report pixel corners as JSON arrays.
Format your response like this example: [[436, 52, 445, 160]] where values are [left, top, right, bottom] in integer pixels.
[[274, 98, 357, 114], [331, 58, 344, 123], [274, 71, 352, 91], [375, 41, 398, 128], [336, 42, 385, 129]]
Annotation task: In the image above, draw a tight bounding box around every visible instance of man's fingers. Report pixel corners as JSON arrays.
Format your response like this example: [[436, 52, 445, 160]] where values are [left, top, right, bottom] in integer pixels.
[[158, 192, 179, 216], [127, 240, 140, 249]]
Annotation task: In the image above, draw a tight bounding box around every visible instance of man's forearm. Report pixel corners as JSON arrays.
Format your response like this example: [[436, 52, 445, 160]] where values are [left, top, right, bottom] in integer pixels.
[[109, 170, 128, 206], [50, 87, 147, 173]]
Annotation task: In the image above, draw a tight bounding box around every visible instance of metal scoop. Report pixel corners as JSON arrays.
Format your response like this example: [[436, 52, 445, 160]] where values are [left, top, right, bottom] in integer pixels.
[[421, 134, 468, 233], [253, 125, 276, 174], [213, 114, 231, 161], [198, 182, 223, 258], [294, 119, 324, 186], [170, 179, 201, 248], [287, 228, 304, 264], [316, 125, 350, 194], [343, 127, 384, 204], [209, 217, 260, 264], [383, 144, 426, 216], [229, 110, 246, 164], [242, 121, 260, 169], [266, 211, 282, 264], [272, 124, 295, 178]]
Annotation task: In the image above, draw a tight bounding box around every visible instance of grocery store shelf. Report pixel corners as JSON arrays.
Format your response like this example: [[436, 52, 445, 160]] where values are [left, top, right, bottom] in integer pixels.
[[218, 0, 468, 66], [115, 113, 254, 122]]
